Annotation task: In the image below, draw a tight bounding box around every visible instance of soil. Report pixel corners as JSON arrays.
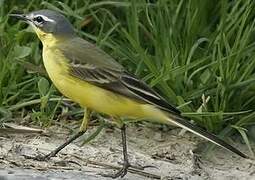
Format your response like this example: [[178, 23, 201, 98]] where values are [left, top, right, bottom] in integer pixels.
[[0, 123, 254, 180]]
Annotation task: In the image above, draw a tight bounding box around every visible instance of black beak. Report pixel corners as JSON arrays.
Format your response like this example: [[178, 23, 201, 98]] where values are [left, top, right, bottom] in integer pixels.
[[9, 13, 30, 22]]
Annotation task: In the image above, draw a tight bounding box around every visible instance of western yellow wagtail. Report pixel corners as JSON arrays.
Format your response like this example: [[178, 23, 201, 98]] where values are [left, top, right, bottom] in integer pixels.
[[10, 10, 248, 178]]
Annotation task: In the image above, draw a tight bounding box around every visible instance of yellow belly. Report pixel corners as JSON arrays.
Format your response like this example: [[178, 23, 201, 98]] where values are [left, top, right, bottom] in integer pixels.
[[42, 47, 156, 119]]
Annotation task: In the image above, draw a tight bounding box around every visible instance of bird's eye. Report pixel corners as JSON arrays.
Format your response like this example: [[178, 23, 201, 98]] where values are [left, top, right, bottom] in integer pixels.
[[33, 16, 44, 24]]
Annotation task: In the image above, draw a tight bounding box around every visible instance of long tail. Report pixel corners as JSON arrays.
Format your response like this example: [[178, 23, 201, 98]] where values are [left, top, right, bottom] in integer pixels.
[[162, 114, 248, 158]]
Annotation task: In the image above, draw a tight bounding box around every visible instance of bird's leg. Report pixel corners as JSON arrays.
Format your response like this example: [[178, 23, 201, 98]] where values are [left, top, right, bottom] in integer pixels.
[[116, 124, 130, 177], [25, 109, 91, 161], [102, 124, 130, 178]]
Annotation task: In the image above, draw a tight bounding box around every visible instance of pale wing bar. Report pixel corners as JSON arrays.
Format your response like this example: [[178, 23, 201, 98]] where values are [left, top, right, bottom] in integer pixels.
[[120, 73, 181, 115], [71, 66, 120, 84]]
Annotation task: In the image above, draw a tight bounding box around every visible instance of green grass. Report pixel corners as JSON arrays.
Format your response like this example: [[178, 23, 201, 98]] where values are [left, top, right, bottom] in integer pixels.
[[1, 0, 255, 155]]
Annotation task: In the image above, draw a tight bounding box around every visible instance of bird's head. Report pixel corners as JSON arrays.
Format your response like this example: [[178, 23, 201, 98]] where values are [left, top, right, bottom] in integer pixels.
[[10, 10, 75, 44]]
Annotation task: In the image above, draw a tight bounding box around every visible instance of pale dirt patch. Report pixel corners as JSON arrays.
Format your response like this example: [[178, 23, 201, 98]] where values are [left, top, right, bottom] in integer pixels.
[[0, 124, 254, 180]]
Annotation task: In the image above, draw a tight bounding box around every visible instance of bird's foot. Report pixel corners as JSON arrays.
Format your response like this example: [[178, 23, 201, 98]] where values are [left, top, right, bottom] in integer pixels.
[[119, 162, 157, 170], [23, 152, 54, 161], [100, 162, 130, 178]]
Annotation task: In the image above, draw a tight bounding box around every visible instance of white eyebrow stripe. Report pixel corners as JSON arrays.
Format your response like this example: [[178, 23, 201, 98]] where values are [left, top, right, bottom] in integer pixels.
[[34, 14, 55, 22]]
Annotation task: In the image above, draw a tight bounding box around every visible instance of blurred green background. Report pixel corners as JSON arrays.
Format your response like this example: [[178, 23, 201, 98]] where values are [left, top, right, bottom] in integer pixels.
[[0, 0, 255, 154]]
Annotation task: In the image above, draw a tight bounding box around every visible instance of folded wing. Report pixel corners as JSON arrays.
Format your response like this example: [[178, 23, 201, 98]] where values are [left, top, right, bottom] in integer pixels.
[[60, 37, 181, 116]]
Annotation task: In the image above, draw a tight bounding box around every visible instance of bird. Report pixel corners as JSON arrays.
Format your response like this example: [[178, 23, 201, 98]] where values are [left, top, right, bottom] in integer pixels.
[[10, 9, 248, 178]]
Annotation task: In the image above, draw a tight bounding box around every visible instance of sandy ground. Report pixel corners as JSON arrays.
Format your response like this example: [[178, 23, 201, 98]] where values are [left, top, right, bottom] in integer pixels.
[[0, 123, 254, 180]]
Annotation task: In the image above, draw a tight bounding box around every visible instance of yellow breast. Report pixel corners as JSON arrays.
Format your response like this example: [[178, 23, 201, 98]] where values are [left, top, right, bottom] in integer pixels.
[[42, 45, 149, 118]]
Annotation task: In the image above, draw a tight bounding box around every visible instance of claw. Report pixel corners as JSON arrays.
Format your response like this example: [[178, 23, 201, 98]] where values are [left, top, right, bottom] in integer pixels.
[[117, 161, 157, 170], [23, 153, 52, 161], [99, 162, 130, 178]]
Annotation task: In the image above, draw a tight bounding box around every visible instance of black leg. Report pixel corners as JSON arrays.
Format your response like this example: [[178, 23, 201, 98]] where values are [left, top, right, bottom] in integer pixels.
[[101, 124, 130, 178], [25, 109, 91, 161], [25, 130, 86, 161]]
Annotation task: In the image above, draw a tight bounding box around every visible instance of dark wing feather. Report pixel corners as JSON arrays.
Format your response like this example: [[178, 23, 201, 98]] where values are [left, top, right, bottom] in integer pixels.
[[70, 63, 181, 115], [71, 66, 120, 83], [120, 72, 181, 115]]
